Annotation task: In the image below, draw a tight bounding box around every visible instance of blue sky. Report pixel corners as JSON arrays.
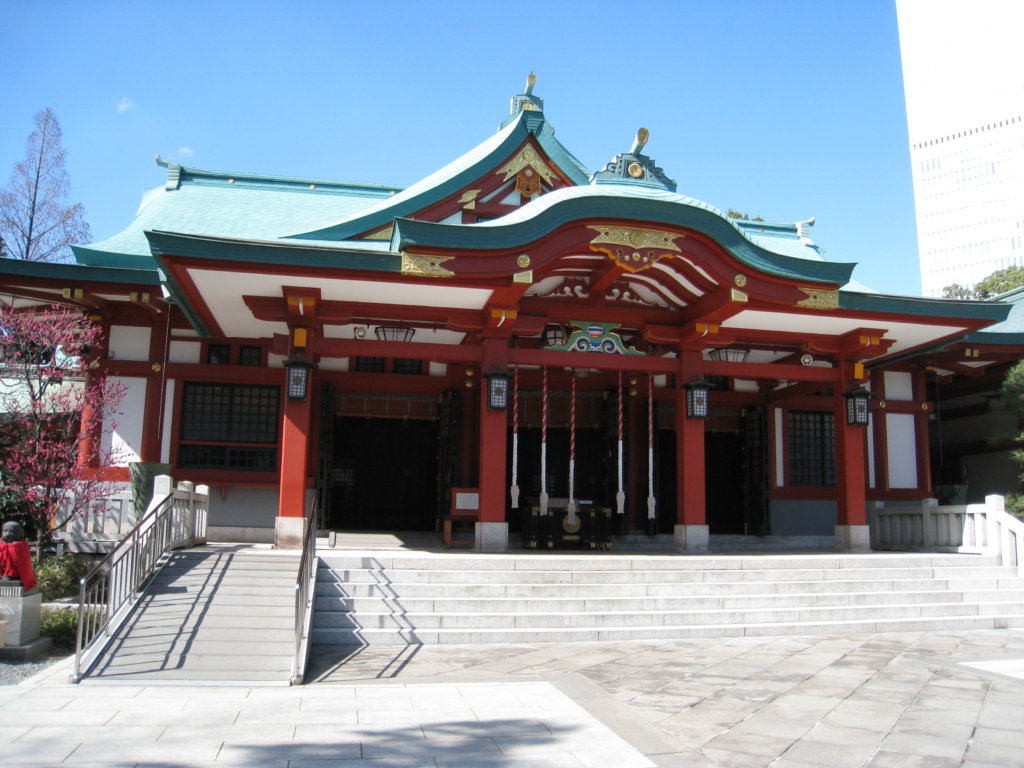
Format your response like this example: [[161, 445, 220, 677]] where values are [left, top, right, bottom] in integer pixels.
[[0, 0, 920, 295]]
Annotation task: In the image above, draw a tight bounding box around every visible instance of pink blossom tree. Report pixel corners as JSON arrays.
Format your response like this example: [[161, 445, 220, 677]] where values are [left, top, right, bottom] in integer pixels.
[[0, 304, 124, 558]]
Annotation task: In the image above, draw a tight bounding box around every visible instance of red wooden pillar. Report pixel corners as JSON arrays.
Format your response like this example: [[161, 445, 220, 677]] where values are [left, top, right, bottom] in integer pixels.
[[674, 350, 708, 550], [276, 328, 315, 547], [835, 364, 869, 550], [140, 310, 170, 462], [477, 338, 509, 550], [912, 367, 933, 497]]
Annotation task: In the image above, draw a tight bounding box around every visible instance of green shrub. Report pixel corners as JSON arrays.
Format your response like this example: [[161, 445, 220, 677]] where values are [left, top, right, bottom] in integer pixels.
[[40, 606, 78, 651], [1006, 493, 1024, 520], [36, 553, 91, 601]]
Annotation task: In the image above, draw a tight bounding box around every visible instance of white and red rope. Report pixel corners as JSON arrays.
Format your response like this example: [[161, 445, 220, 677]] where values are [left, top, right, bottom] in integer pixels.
[[647, 373, 656, 522], [510, 364, 520, 509], [567, 373, 578, 524], [540, 366, 549, 516], [616, 370, 625, 518]]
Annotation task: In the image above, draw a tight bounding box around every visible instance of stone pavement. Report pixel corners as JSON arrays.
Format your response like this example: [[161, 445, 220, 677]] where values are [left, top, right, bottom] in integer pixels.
[[3, 629, 1024, 766]]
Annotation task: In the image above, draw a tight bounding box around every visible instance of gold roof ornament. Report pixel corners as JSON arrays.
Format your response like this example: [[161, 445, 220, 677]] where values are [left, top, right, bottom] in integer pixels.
[[630, 127, 649, 155]]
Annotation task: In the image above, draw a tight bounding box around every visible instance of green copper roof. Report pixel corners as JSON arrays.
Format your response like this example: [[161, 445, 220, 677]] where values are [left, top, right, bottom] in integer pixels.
[[288, 109, 592, 242], [73, 159, 404, 268], [392, 184, 857, 286], [0, 258, 160, 285]]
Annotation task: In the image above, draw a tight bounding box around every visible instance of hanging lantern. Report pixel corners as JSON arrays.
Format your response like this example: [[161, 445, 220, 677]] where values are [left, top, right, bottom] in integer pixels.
[[844, 387, 871, 426], [284, 357, 316, 401], [483, 369, 510, 410], [375, 326, 416, 342], [706, 347, 750, 363], [685, 379, 710, 420]]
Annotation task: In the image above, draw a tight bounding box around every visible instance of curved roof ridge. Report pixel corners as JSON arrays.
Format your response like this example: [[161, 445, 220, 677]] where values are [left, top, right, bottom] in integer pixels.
[[154, 155, 404, 196], [286, 109, 592, 242]]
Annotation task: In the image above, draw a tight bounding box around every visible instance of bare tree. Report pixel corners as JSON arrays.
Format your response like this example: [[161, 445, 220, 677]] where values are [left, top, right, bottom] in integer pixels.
[[0, 109, 90, 263]]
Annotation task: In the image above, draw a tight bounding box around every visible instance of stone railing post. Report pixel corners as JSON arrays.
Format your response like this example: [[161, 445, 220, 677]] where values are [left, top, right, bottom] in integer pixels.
[[922, 497, 937, 549], [986, 494, 1004, 561]]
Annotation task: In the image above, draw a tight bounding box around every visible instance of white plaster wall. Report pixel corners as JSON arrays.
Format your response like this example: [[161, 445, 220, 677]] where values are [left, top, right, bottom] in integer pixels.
[[103, 376, 146, 465], [169, 341, 200, 364], [160, 379, 175, 464], [883, 371, 913, 401], [886, 412, 918, 488], [108, 325, 151, 361]]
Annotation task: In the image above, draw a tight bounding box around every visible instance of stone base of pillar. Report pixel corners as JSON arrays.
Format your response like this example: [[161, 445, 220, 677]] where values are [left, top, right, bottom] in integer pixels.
[[274, 516, 307, 549], [674, 524, 709, 553], [475, 522, 509, 552], [835, 524, 871, 552]]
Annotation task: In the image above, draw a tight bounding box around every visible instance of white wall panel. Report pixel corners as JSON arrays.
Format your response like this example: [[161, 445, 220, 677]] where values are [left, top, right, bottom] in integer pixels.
[[109, 326, 150, 361], [886, 413, 918, 488], [169, 341, 200, 364], [883, 371, 913, 401], [102, 376, 146, 465]]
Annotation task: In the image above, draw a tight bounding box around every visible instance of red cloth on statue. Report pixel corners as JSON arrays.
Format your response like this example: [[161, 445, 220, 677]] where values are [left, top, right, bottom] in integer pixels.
[[0, 540, 36, 591]]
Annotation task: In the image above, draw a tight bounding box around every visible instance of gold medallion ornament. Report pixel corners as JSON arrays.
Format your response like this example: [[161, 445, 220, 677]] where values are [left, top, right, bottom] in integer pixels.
[[734, 274, 747, 287], [627, 162, 644, 178], [588, 225, 683, 272], [516, 254, 532, 268], [401, 252, 455, 278]]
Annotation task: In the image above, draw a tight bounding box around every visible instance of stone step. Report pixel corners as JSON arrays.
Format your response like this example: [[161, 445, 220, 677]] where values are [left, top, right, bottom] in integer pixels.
[[311, 613, 1024, 646], [319, 599, 1024, 630], [318, 553, 1000, 571], [317, 565, 1013, 585], [314, 588, 1024, 614], [314, 575, 1024, 599]]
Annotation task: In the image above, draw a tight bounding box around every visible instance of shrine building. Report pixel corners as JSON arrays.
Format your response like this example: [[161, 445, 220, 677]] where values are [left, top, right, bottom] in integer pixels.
[[0, 77, 1018, 552]]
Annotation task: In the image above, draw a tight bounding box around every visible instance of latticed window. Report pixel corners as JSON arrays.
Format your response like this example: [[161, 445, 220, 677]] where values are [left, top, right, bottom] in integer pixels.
[[393, 358, 423, 375], [355, 356, 386, 373], [206, 344, 230, 365], [788, 410, 836, 487], [238, 345, 262, 366], [179, 383, 279, 471]]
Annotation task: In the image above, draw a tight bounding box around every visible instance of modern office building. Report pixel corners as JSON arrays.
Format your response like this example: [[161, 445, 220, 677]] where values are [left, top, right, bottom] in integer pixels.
[[897, 0, 1024, 298]]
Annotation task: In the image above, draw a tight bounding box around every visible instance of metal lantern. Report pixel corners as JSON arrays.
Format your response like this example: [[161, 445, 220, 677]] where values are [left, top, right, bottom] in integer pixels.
[[484, 369, 510, 410], [844, 387, 870, 426], [685, 379, 710, 420], [375, 326, 415, 342], [706, 346, 750, 363], [284, 357, 316, 401]]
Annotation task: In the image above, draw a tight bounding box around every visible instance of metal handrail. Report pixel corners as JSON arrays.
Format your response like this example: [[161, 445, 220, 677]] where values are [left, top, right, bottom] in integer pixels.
[[70, 477, 208, 683], [291, 498, 318, 684]]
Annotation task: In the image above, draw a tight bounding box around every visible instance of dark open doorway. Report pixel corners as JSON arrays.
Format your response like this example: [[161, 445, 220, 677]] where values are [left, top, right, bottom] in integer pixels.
[[328, 417, 439, 531]]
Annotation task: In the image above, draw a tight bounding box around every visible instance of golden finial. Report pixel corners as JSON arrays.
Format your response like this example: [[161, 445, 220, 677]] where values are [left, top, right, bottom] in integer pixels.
[[525, 72, 536, 95], [630, 127, 649, 155]]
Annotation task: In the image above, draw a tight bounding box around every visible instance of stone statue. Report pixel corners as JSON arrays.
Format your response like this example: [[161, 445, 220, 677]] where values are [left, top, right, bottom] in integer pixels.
[[0, 521, 36, 591]]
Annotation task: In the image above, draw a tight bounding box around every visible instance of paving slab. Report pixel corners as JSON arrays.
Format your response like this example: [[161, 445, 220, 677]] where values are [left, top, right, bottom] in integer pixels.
[[5, 627, 1024, 766]]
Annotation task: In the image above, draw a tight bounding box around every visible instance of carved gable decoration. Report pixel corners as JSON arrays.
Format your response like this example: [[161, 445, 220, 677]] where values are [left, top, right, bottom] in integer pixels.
[[588, 226, 683, 272], [496, 145, 557, 199], [546, 321, 644, 356]]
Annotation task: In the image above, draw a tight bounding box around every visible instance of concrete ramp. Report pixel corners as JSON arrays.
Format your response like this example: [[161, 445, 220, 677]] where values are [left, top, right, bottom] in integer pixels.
[[85, 547, 299, 685]]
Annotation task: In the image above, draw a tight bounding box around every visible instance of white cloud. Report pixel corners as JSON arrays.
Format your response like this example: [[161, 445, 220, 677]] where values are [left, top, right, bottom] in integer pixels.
[[178, 147, 195, 157], [116, 97, 136, 112]]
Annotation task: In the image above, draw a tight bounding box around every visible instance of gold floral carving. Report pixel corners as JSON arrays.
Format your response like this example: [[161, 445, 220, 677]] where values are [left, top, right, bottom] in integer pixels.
[[516, 254, 531, 268], [497, 145, 556, 185], [401, 252, 455, 278], [796, 287, 839, 310], [364, 225, 393, 241], [588, 226, 683, 253]]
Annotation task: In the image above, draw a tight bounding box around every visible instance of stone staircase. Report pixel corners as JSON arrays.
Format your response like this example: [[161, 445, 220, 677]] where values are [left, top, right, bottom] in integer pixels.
[[86, 548, 298, 684], [311, 552, 1024, 646]]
